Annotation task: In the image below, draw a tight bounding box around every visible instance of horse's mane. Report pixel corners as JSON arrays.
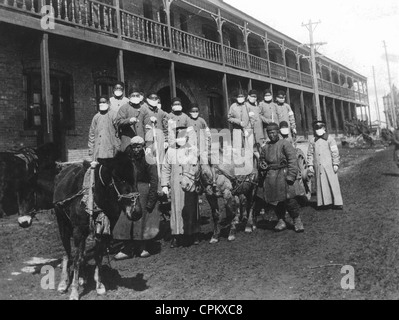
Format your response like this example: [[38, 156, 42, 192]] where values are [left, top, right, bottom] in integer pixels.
[[99, 151, 136, 185]]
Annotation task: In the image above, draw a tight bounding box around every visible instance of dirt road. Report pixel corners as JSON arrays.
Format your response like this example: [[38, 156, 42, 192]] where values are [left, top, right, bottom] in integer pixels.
[[1, 147, 399, 300]]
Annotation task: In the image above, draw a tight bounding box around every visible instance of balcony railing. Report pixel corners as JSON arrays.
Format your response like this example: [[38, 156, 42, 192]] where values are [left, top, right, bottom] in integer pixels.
[[0, 0, 367, 104]]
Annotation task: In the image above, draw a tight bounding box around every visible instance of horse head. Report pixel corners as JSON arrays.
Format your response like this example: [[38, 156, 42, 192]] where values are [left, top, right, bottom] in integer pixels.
[[96, 152, 142, 222], [181, 163, 202, 193]]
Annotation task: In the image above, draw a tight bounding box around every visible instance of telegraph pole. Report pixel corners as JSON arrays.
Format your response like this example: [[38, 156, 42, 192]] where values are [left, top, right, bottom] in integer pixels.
[[372, 66, 381, 135], [383, 40, 397, 128], [302, 20, 326, 121]]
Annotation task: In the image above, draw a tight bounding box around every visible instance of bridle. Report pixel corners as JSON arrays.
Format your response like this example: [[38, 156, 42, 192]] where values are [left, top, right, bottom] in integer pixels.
[[99, 165, 140, 207], [181, 165, 204, 193]]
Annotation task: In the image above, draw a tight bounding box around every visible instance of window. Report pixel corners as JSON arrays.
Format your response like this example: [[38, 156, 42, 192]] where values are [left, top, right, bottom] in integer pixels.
[[208, 93, 224, 129], [202, 24, 218, 42], [24, 72, 74, 131], [180, 14, 188, 32], [143, 0, 153, 20]]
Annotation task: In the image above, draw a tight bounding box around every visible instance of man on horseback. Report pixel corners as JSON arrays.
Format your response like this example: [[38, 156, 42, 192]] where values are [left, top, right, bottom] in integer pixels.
[[259, 123, 304, 233]]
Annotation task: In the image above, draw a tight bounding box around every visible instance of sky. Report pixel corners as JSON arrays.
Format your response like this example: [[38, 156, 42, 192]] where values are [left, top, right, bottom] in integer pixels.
[[225, 0, 399, 124]]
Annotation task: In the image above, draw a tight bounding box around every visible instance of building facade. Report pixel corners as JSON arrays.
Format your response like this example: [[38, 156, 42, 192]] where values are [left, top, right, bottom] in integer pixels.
[[0, 0, 369, 161]]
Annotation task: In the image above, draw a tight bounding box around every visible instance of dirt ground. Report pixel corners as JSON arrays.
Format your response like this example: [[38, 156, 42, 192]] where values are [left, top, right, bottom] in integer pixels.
[[1, 145, 399, 300]]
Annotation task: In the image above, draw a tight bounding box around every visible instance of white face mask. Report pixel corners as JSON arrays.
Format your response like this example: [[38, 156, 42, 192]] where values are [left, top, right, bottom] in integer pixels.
[[190, 112, 199, 119], [172, 105, 183, 112], [276, 98, 285, 104], [248, 97, 257, 104], [264, 96, 273, 102], [280, 128, 290, 135], [130, 97, 141, 105], [237, 97, 245, 104], [147, 99, 159, 108], [176, 137, 186, 146], [316, 129, 326, 136], [99, 103, 109, 111], [114, 90, 123, 97]]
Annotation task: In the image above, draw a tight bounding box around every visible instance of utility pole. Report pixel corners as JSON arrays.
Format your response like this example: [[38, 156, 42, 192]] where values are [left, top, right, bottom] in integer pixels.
[[383, 40, 397, 128], [372, 66, 381, 135], [302, 20, 326, 121]]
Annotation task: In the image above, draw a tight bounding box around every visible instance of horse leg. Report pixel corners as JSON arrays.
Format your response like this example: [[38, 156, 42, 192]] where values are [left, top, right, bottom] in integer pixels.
[[55, 207, 72, 293], [206, 194, 220, 244], [228, 195, 240, 242], [245, 187, 258, 233], [69, 227, 87, 300], [94, 235, 106, 295]]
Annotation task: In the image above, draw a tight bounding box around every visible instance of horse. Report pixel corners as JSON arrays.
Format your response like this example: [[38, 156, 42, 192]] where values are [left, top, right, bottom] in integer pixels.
[[53, 151, 142, 300], [186, 146, 259, 243], [0, 142, 59, 218]]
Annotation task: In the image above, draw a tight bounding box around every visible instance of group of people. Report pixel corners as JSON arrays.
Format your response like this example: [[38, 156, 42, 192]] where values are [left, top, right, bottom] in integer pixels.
[[87, 82, 344, 260]]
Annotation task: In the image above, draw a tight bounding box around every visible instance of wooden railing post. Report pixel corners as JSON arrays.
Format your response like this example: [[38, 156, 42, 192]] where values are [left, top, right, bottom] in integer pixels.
[[115, 0, 121, 38], [217, 8, 226, 66]]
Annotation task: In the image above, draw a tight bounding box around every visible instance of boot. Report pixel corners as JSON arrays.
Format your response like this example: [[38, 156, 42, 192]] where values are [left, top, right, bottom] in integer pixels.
[[275, 219, 287, 231], [293, 217, 304, 233]]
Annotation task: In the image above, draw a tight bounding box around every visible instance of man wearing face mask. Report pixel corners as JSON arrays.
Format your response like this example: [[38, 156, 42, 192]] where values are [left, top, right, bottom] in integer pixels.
[[168, 97, 190, 145], [259, 123, 304, 233], [275, 90, 297, 139], [228, 91, 251, 132], [161, 126, 200, 248], [110, 82, 129, 114], [246, 89, 265, 148], [115, 89, 144, 152], [88, 96, 120, 160], [307, 119, 343, 210], [187, 103, 211, 149], [259, 89, 278, 139], [139, 92, 170, 158]]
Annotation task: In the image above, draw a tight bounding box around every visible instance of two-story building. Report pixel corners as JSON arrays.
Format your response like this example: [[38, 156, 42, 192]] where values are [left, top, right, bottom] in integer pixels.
[[0, 0, 369, 161]]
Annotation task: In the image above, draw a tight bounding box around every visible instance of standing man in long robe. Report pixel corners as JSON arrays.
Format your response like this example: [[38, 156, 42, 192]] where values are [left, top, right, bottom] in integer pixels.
[[307, 119, 343, 209], [259, 89, 278, 139], [259, 123, 304, 233], [109, 82, 129, 114], [161, 127, 200, 248], [246, 89, 265, 152], [275, 90, 297, 139], [113, 136, 159, 260]]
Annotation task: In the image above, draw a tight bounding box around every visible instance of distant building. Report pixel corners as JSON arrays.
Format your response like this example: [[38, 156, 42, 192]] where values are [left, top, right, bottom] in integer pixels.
[[0, 0, 369, 160], [382, 86, 398, 128]]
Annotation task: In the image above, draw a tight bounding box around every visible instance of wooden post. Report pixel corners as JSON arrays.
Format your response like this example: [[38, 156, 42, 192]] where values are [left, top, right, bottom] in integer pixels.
[[340, 100, 345, 129], [164, 0, 173, 51], [248, 79, 252, 92], [300, 90, 307, 138], [169, 61, 176, 98], [332, 98, 339, 135], [322, 95, 330, 131], [222, 73, 229, 127], [40, 32, 52, 144], [117, 49, 124, 83], [348, 102, 353, 120], [218, 8, 226, 66], [115, 0, 121, 38], [244, 21, 250, 71], [286, 87, 291, 105], [264, 31, 271, 77]]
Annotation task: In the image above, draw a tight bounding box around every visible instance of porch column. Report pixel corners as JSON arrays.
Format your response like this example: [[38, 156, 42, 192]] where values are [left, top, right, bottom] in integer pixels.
[[117, 49, 124, 83], [340, 100, 345, 131], [348, 102, 353, 120], [163, 0, 174, 50], [332, 98, 339, 135], [169, 61, 177, 98], [40, 32, 52, 144], [322, 95, 330, 131], [222, 73, 230, 127], [286, 87, 291, 105], [243, 21, 251, 71], [300, 90, 307, 138]]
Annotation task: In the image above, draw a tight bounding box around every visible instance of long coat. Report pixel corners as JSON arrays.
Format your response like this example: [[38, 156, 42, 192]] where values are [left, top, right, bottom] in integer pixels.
[[187, 116, 211, 149], [168, 112, 191, 146], [115, 102, 143, 151], [161, 144, 200, 235], [259, 101, 278, 139], [276, 103, 297, 138], [259, 138, 301, 204], [112, 148, 159, 241], [307, 135, 343, 206], [246, 102, 265, 145], [88, 110, 120, 160], [110, 96, 129, 114]]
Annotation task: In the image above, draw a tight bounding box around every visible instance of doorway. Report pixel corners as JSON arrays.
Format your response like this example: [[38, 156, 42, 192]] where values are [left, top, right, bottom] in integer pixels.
[[157, 87, 192, 113]]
